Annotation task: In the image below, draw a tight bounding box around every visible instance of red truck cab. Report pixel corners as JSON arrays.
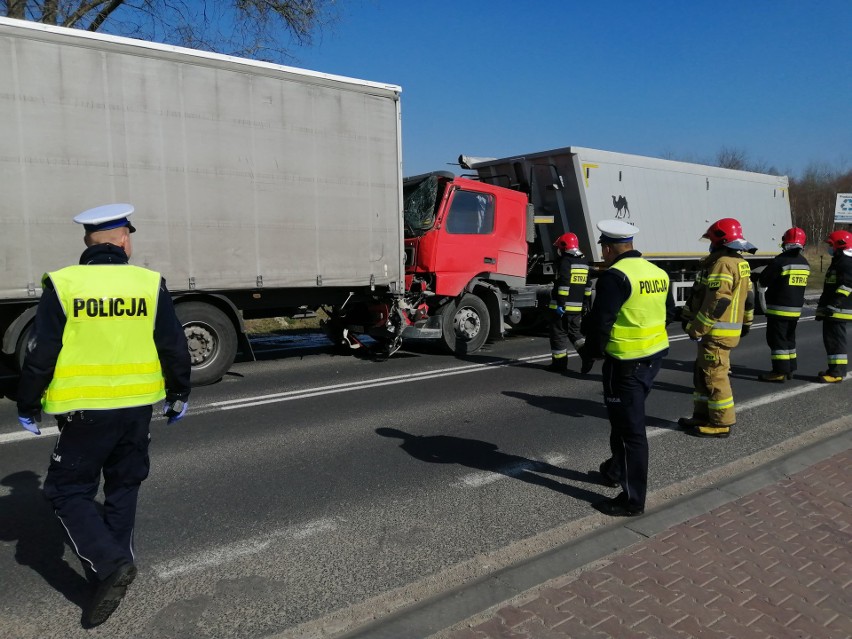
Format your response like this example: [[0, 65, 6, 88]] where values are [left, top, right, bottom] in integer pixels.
[[402, 172, 536, 352], [404, 173, 529, 295]]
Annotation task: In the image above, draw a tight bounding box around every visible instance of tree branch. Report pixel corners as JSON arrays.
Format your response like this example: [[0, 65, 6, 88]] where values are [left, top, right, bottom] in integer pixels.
[[87, 0, 123, 31]]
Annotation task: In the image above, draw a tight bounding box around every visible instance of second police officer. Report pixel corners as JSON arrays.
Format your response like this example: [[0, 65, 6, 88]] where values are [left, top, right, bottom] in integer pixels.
[[815, 230, 852, 383], [756, 227, 810, 382], [579, 220, 675, 517], [546, 232, 591, 373]]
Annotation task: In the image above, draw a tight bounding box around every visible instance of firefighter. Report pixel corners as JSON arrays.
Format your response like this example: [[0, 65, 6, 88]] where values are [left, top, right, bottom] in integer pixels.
[[678, 218, 755, 438], [756, 227, 810, 382], [16, 203, 191, 627], [815, 230, 852, 383], [578, 220, 675, 517], [546, 232, 591, 373]]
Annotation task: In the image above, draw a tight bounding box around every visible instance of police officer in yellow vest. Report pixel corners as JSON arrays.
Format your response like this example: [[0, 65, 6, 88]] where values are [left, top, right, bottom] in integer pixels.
[[16, 203, 190, 627], [679, 218, 755, 438], [579, 220, 675, 517]]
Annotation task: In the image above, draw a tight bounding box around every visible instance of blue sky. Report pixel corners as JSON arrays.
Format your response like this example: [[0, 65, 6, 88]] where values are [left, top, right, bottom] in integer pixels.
[[283, 1, 851, 179]]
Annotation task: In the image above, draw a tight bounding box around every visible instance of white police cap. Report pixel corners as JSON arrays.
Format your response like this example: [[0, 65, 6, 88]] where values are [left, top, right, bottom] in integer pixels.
[[73, 203, 136, 233], [597, 219, 638, 243]]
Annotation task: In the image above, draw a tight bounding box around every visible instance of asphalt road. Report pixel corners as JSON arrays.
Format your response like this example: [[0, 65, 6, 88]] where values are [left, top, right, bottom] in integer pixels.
[[0, 313, 845, 639]]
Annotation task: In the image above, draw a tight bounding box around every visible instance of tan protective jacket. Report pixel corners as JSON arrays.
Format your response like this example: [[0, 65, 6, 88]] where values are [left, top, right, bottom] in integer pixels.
[[683, 248, 754, 348]]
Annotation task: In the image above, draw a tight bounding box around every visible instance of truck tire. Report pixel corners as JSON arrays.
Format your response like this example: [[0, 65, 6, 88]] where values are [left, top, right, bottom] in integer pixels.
[[439, 294, 490, 355], [14, 323, 34, 372], [176, 302, 238, 386]]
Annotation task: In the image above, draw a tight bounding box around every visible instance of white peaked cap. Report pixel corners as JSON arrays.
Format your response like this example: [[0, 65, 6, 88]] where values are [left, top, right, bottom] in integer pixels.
[[596, 219, 638, 243]]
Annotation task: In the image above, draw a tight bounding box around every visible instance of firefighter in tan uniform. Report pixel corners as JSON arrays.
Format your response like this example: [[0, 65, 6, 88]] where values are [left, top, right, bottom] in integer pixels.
[[678, 218, 755, 438]]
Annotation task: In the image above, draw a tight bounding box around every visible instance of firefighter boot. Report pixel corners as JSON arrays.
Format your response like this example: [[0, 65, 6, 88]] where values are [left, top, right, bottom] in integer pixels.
[[758, 371, 790, 383], [688, 423, 732, 439], [816, 371, 843, 383], [545, 357, 568, 373]]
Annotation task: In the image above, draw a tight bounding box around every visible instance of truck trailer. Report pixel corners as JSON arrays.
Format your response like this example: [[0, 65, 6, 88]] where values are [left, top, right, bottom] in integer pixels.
[[458, 147, 792, 304], [0, 16, 406, 385]]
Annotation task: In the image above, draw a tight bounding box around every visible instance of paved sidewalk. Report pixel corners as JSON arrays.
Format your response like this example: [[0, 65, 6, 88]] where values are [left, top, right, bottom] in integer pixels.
[[341, 428, 852, 639], [440, 446, 852, 639]]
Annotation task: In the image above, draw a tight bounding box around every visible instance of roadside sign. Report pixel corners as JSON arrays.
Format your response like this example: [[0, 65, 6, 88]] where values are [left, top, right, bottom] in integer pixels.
[[836, 193, 852, 224]]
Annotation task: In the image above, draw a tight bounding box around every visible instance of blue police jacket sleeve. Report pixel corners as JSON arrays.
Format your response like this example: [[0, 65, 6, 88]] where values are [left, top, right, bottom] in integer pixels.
[[581, 270, 630, 358], [16, 284, 66, 415], [665, 286, 677, 325], [154, 280, 191, 399]]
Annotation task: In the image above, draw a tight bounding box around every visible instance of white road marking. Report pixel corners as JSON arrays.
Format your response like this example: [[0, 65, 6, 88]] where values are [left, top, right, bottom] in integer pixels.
[[152, 517, 337, 580], [0, 426, 60, 444], [454, 453, 569, 488]]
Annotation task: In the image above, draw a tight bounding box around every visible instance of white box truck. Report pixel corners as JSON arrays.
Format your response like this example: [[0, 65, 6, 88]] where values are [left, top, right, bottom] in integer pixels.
[[0, 16, 405, 385]]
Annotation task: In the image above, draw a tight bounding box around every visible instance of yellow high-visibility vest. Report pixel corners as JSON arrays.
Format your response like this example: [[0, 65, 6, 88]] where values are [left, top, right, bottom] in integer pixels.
[[605, 258, 670, 360], [42, 265, 166, 414]]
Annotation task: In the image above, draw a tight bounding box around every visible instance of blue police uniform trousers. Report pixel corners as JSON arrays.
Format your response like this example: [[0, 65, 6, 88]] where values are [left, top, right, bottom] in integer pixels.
[[601, 354, 662, 510], [42, 406, 152, 578]]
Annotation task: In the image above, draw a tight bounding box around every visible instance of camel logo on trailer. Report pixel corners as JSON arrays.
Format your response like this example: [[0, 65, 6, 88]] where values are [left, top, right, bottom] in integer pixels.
[[612, 195, 630, 219]]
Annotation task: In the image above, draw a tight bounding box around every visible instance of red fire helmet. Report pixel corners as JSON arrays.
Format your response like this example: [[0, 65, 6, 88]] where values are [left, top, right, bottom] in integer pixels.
[[553, 232, 580, 252], [825, 230, 852, 250], [702, 218, 744, 248], [781, 227, 806, 247]]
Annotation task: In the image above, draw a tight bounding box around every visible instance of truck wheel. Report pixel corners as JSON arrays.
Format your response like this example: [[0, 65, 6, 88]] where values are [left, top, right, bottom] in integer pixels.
[[176, 302, 238, 386], [14, 323, 34, 372], [439, 294, 490, 354]]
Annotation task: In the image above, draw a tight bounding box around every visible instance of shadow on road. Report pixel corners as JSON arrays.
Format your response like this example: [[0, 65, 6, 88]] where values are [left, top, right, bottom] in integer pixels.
[[375, 428, 607, 504], [502, 391, 610, 420], [502, 390, 680, 431], [0, 471, 90, 609]]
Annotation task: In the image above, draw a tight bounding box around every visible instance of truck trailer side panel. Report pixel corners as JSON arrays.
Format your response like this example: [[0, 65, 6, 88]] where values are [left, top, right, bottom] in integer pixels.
[[468, 147, 791, 264], [0, 17, 404, 300]]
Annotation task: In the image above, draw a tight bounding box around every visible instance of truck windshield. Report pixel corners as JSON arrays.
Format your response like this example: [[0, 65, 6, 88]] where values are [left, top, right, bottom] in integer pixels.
[[403, 175, 441, 236]]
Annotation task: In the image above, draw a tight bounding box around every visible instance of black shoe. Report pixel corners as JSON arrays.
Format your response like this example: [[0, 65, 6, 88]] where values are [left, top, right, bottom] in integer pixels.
[[597, 460, 620, 487], [580, 358, 594, 374], [85, 563, 137, 627], [677, 416, 705, 429], [592, 495, 644, 517]]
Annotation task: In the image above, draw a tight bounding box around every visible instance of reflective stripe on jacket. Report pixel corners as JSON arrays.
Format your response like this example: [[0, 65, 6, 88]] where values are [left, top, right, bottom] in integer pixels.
[[42, 264, 166, 414]]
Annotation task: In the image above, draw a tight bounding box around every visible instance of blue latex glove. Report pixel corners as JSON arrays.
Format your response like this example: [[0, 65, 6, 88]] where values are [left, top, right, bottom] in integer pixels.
[[554, 306, 565, 317], [163, 399, 188, 425], [18, 411, 42, 435]]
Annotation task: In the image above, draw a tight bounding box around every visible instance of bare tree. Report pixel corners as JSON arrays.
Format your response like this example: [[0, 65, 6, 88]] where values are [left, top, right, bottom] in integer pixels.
[[790, 163, 852, 243], [2, 0, 337, 61], [715, 146, 750, 171]]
